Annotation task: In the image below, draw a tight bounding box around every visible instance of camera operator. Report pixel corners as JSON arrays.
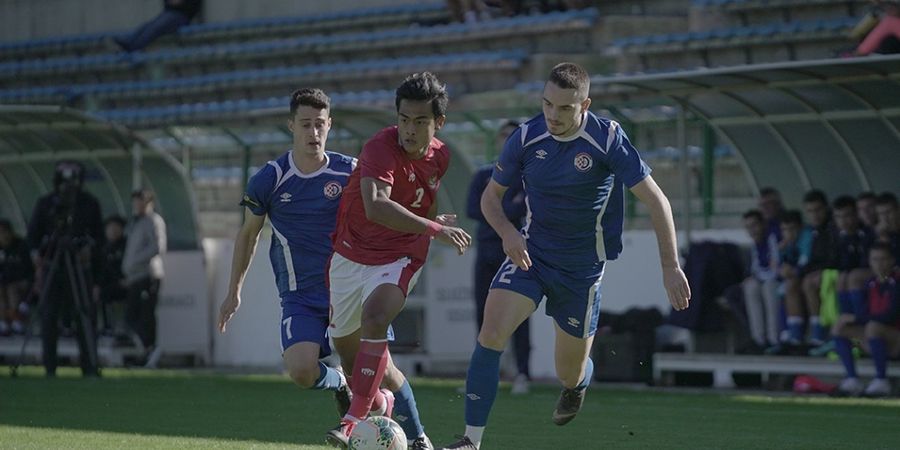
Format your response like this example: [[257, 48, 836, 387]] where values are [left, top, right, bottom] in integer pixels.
[[27, 160, 103, 377]]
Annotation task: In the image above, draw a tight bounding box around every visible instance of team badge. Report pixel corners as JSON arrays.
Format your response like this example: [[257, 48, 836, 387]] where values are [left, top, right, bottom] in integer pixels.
[[323, 181, 342, 200], [535, 149, 547, 160], [574, 152, 593, 172], [427, 174, 438, 189], [408, 172, 416, 182]]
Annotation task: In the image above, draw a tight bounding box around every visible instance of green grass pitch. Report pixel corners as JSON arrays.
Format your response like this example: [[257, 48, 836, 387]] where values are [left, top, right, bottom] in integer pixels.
[[1, 367, 898, 449]]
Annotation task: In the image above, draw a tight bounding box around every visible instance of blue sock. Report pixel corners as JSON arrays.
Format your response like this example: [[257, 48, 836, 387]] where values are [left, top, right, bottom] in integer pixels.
[[810, 316, 825, 342], [834, 337, 857, 378], [869, 338, 888, 379], [787, 316, 804, 343], [392, 380, 425, 440], [848, 289, 867, 321], [465, 342, 502, 427], [575, 357, 594, 391], [311, 362, 343, 391]]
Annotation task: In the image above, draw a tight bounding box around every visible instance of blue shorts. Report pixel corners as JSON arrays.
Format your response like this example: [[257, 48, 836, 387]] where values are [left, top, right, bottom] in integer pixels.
[[281, 295, 331, 358], [490, 255, 604, 339]]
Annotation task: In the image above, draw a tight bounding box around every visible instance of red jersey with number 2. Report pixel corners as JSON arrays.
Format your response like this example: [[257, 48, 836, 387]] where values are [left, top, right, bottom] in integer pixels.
[[332, 126, 450, 266]]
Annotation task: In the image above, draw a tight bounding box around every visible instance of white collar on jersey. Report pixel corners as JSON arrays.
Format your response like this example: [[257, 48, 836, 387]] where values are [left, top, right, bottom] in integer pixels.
[[524, 112, 604, 152], [288, 150, 331, 178], [551, 111, 590, 143]]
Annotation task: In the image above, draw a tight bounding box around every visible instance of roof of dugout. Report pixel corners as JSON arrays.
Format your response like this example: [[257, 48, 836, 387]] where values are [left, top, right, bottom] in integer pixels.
[[533, 54, 900, 202], [0, 105, 199, 250]]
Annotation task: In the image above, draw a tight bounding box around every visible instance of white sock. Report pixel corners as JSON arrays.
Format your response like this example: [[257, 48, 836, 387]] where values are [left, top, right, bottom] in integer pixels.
[[465, 425, 484, 449]]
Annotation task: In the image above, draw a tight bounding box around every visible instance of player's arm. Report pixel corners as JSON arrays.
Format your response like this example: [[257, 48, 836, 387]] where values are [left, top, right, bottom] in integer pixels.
[[630, 175, 690, 310], [361, 177, 470, 253], [217, 208, 266, 332], [482, 178, 531, 270]]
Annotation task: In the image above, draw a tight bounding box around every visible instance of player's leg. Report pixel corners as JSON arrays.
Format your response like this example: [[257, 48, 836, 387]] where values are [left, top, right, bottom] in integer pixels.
[[511, 315, 532, 394], [784, 274, 806, 345], [802, 270, 825, 344], [742, 277, 766, 348], [832, 316, 865, 396], [862, 321, 900, 397], [761, 278, 781, 346], [551, 321, 595, 425]]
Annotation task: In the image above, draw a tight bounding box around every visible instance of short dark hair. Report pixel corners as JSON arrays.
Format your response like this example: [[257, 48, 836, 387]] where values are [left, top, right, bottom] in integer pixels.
[[876, 191, 898, 207], [548, 62, 590, 93], [780, 210, 803, 226], [104, 215, 126, 228], [290, 88, 330, 116], [857, 191, 876, 202], [833, 195, 856, 212], [742, 209, 764, 222], [869, 241, 894, 257], [132, 189, 155, 203], [759, 187, 780, 198], [395, 72, 448, 118], [803, 189, 828, 206]]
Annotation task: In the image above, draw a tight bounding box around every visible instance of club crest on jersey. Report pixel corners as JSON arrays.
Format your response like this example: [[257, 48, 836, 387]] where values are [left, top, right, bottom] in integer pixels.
[[535, 149, 548, 160], [279, 192, 292, 203], [408, 172, 416, 182], [574, 152, 593, 172], [323, 181, 342, 200], [427, 174, 438, 189]]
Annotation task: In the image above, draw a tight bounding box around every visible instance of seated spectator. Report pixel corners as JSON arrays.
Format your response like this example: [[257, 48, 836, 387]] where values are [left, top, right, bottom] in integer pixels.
[[766, 210, 807, 354], [832, 243, 899, 397], [447, 0, 488, 23], [94, 216, 128, 336], [0, 219, 32, 336], [858, 191, 879, 230], [758, 187, 785, 243], [788, 190, 838, 346], [875, 192, 900, 259], [855, 1, 900, 56], [740, 210, 781, 352], [114, 0, 203, 52], [811, 196, 876, 356]]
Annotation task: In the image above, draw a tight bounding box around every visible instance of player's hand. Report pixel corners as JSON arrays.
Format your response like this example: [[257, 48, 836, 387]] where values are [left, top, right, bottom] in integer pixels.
[[217, 291, 241, 333], [501, 229, 531, 271], [435, 225, 472, 255], [663, 266, 690, 311], [435, 214, 457, 226]]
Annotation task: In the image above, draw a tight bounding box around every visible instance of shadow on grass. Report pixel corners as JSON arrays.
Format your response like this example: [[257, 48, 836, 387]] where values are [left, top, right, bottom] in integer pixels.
[[0, 367, 352, 446]]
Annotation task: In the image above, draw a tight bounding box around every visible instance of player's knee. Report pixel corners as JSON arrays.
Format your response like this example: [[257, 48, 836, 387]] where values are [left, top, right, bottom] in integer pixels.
[[477, 327, 509, 350], [287, 364, 320, 388]]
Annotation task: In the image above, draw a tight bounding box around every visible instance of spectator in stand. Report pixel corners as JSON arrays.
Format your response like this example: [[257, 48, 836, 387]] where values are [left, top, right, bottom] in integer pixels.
[[758, 187, 785, 243], [0, 220, 32, 336], [875, 192, 900, 259], [855, 1, 900, 56], [810, 196, 876, 356], [447, 0, 488, 23], [832, 242, 899, 397], [94, 216, 128, 336], [857, 191, 879, 230], [114, 0, 203, 52], [740, 210, 780, 353], [786, 190, 838, 347]]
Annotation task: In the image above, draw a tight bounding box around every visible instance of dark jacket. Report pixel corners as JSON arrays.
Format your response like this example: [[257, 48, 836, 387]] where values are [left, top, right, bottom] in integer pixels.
[[27, 190, 103, 275], [0, 236, 32, 284]]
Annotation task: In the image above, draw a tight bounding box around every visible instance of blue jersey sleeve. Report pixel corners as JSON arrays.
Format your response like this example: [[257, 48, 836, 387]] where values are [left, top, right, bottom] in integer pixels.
[[606, 126, 651, 188], [241, 164, 275, 216], [491, 127, 524, 187]]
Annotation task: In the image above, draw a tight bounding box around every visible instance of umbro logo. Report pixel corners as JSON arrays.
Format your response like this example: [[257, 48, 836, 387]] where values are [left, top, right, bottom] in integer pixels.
[[535, 149, 548, 159], [360, 368, 376, 376], [568, 317, 581, 328], [394, 414, 408, 422], [381, 272, 391, 277], [467, 393, 481, 401], [279, 192, 292, 202]]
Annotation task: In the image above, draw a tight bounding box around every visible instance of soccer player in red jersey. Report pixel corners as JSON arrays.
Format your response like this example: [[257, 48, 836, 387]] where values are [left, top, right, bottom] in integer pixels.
[[325, 72, 471, 449]]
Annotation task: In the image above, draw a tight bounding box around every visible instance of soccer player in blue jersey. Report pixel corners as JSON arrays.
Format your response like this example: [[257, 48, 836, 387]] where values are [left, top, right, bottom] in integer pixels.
[[440, 63, 691, 450], [216, 88, 353, 415]]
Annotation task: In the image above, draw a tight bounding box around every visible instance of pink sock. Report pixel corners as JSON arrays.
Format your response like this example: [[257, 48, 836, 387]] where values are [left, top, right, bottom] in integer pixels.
[[346, 339, 389, 420]]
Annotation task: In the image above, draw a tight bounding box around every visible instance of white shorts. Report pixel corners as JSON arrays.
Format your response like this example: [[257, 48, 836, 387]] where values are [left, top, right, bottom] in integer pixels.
[[327, 252, 423, 339]]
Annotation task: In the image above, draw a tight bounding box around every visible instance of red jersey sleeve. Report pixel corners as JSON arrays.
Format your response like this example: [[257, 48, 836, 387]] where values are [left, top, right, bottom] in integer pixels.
[[359, 132, 397, 185]]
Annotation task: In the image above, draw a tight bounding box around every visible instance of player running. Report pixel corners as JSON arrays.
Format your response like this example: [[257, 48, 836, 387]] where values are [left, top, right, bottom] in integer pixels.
[[440, 63, 691, 450], [325, 72, 472, 449], [217, 88, 353, 416]]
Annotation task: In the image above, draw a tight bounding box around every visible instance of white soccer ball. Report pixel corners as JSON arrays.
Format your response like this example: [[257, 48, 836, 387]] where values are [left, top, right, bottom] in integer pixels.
[[348, 416, 407, 450]]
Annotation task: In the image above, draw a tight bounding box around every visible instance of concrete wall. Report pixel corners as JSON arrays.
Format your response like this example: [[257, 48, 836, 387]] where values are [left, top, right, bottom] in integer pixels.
[[0, 0, 421, 42]]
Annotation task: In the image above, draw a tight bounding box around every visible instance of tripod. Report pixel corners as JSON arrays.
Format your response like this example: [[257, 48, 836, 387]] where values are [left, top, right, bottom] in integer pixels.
[[10, 236, 99, 377]]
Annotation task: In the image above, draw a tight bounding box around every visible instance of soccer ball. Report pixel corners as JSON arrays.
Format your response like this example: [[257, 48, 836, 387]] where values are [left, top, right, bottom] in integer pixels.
[[349, 416, 407, 450]]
